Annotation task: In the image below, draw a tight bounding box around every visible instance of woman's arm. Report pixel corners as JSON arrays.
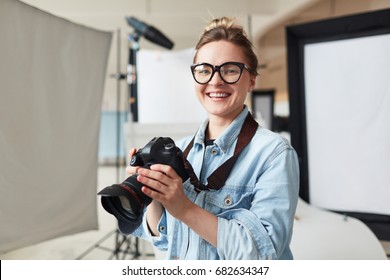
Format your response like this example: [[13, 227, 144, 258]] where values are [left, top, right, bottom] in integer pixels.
[[217, 146, 299, 259], [144, 200, 164, 236]]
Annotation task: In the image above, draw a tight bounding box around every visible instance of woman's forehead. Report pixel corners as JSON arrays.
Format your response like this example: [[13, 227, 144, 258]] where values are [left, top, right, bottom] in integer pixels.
[[195, 41, 246, 64]]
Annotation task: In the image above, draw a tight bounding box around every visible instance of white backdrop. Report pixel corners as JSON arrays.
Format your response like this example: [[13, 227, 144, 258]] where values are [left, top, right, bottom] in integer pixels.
[[0, 0, 112, 253], [304, 33, 390, 216]]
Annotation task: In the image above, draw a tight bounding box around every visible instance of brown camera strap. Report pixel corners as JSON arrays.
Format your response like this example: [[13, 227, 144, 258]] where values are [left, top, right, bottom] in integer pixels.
[[182, 112, 258, 192]]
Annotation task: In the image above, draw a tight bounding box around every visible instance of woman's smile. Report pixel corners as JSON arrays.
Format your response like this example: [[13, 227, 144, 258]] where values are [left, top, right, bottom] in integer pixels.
[[207, 92, 231, 99]]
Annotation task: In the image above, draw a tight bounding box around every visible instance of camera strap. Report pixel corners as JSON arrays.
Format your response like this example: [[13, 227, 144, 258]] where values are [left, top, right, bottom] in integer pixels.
[[182, 112, 258, 192]]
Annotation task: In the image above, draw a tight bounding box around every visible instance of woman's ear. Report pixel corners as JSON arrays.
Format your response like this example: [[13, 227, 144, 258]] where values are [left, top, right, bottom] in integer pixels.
[[248, 75, 256, 92]]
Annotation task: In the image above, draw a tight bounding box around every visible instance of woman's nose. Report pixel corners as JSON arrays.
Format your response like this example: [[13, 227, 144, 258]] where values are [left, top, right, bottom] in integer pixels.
[[208, 70, 224, 85]]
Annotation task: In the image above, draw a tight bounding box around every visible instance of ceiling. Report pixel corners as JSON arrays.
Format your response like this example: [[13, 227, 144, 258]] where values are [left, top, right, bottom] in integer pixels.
[[20, 0, 321, 50]]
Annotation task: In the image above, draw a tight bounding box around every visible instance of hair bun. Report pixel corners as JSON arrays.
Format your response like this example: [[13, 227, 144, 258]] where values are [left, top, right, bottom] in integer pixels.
[[203, 17, 236, 32]]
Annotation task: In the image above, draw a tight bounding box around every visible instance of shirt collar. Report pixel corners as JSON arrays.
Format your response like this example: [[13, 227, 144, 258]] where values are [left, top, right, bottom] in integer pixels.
[[194, 106, 249, 154]]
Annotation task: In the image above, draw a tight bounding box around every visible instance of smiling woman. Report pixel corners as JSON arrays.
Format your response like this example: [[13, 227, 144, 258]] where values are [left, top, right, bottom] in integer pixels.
[[125, 17, 300, 260]]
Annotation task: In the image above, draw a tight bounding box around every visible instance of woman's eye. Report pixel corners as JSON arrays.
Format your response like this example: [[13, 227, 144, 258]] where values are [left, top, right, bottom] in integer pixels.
[[198, 69, 211, 75], [224, 68, 239, 75]]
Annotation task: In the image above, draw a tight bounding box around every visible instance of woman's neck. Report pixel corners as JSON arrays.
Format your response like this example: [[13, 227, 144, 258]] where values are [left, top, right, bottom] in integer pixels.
[[206, 107, 245, 139], [206, 116, 233, 140]]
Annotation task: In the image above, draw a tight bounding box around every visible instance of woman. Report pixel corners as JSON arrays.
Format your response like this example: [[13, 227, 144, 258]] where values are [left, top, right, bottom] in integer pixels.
[[128, 17, 299, 260]]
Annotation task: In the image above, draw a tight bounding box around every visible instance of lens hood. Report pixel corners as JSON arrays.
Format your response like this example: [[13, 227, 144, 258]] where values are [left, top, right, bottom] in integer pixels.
[[98, 179, 144, 234]]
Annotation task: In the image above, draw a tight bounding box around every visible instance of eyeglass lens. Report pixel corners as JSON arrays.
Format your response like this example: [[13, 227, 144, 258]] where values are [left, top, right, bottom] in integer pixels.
[[192, 63, 243, 84]]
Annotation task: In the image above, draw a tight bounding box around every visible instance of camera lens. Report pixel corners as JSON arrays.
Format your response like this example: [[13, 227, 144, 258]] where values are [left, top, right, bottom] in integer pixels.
[[98, 175, 152, 234], [97, 137, 189, 235], [119, 196, 133, 212]]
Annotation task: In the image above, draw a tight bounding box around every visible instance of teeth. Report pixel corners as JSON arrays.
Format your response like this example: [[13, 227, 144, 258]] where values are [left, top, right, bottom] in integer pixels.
[[209, 92, 229, 98]]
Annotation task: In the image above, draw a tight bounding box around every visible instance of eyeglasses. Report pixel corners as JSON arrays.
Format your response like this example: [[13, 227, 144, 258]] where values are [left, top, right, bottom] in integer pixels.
[[190, 62, 252, 85]]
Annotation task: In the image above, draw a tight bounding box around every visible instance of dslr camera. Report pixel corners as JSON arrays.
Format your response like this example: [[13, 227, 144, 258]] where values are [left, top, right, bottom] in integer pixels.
[[98, 137, 189, 234]]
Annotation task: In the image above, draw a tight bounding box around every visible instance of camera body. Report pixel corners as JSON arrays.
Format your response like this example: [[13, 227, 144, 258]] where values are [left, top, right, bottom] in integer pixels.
[[98, 137, 189, 234], [130, 136, 189, 180]]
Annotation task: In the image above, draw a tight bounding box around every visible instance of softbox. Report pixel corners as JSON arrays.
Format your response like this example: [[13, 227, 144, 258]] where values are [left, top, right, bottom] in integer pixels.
[[0, 0, 112, 253], [287, 8, 390, 240]]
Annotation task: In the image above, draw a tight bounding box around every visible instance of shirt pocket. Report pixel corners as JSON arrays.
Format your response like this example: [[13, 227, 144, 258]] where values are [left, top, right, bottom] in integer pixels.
[[204, 186, 253, 215]]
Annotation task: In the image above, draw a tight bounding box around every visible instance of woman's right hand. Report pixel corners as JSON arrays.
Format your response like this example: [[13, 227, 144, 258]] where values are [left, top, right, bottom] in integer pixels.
[[125, 147, 140, 175]]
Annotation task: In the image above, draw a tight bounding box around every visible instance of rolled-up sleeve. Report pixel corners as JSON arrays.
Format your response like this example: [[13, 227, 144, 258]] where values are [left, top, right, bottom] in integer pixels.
[[217, 146, 299, 259], [132, 208, 169, 251]]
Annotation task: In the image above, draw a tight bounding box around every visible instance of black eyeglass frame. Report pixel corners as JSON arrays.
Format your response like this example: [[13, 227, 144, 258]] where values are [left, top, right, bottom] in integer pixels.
[[190, 61, 252, 85]]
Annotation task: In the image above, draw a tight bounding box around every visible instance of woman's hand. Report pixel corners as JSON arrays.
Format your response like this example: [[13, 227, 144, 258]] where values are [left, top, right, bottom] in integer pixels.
[[128, 149, 217, 246], [137, 164, 192, 220], [138, 164, 218, 246], [125, 147, 189, 217], [125, 147, 164, 236], [125, 148, 139, 175]]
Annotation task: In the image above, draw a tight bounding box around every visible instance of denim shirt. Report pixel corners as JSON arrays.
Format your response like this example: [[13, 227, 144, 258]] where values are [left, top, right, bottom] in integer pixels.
[[132, 107, 299, 259]]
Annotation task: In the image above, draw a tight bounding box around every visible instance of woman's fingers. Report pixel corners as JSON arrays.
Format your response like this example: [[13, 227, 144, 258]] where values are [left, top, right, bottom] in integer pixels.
[[128, 147, 137, 158], [126, 147, 139, 175], [137, 169, 166, 192], [141, 185, 163, 200], [126, 165, 139, 175], [149, 164, 179, 179]]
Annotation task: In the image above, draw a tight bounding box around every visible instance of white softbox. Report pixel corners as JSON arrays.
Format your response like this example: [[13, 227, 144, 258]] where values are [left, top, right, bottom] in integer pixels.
[[286, 8, 390, 239], [0, 0, 112, 253], [137, 48, 206, 124]]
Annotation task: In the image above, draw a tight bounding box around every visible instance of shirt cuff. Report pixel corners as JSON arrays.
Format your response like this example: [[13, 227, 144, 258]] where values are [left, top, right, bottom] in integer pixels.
[[145, 208, 168, 250]]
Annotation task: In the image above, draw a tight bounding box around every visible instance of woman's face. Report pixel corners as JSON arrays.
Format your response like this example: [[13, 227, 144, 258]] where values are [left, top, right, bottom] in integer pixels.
[[193, 40, 256, 122]]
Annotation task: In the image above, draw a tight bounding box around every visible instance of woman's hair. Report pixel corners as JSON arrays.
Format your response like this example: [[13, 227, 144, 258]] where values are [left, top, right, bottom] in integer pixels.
[[194, 17, 258, 76]]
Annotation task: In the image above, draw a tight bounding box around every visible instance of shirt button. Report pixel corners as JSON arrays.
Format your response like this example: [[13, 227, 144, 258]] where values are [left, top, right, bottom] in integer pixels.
[[159, 225, 165, 232], [211, 149, 218, 155], [224, 195, 232, 206]]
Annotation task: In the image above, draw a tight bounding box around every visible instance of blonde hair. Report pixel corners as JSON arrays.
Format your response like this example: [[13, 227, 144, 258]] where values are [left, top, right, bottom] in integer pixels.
[[194, 17, 258, 76]]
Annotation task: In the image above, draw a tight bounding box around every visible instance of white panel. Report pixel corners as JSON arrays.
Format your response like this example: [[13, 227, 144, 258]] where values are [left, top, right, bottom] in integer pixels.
[[137, 48, 207, 124], [0, 0, 112, 253], [304, 34, 390, 215]]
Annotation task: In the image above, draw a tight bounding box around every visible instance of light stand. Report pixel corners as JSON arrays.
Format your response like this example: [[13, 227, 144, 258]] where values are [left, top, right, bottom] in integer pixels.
[[76, 229, 141, 260], [127, 32, 140, 122], [125, 16, 174, 122]]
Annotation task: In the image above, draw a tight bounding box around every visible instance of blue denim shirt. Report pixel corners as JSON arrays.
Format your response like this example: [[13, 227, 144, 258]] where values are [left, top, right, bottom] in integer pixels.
[[132, 107, 299, 259]]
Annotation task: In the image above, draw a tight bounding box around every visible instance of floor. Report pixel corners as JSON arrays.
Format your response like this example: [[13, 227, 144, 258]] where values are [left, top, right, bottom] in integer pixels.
[[0, 166, 156, 260], [383, 241, 390, 259], [1, 166, 389, 260]]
